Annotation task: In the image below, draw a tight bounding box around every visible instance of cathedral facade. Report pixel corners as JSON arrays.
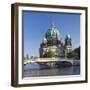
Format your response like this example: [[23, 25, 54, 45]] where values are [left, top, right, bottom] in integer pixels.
[[39, 22, 72, 58]]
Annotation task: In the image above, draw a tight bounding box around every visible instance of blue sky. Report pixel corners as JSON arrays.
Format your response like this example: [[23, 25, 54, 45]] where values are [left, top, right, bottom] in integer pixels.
[[23, 11, 80, 57]]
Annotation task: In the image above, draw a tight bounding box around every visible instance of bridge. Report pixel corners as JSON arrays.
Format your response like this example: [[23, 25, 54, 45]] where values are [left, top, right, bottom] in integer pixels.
[[24, 58, 80, 66]]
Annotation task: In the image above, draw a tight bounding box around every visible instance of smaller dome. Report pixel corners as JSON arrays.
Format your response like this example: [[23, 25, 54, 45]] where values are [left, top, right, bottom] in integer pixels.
[[42, 37, 47, 43], [66, 34, 71, 39], [67, 34, 71, 38]]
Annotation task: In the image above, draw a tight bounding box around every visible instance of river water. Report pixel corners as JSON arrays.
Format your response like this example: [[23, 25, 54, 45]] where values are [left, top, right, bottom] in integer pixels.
[[23, 62, 80, 77]]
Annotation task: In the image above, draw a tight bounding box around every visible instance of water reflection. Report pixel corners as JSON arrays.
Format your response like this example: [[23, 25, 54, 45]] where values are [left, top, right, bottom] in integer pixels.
[[24, 63, 80, 77]]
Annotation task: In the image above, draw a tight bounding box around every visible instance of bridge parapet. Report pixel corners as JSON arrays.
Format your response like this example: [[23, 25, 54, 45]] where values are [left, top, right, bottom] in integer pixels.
[[27, 58, 80, 66]]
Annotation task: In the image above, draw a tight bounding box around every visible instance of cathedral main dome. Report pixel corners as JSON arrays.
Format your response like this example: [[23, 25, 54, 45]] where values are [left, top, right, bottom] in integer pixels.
[[45, 22, 60, 39], [39, 22, 72, 58]]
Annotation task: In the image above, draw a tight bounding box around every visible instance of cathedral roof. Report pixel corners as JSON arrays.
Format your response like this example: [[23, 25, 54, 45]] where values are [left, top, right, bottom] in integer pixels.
[[67, 34, 71, 38], [65, 34, 71, 39], [45, 22, 60, 38], [42, 37, 47, 43]]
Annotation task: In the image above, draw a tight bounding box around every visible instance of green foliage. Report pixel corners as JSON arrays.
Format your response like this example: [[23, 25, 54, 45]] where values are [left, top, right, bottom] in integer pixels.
[[43, 51, 55, 58], [67, 52, 73, 58], [67, 46, 80, 59], [73, 46, 80, 59], [26, 54, 29, 59]]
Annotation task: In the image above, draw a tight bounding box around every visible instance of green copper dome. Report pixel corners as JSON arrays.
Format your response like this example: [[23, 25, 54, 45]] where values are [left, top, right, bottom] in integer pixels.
[[46, 23, 60, 38], [42, 37, 47, 43]]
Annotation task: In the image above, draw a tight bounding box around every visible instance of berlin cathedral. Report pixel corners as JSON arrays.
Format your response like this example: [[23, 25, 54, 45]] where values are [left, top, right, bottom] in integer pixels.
[[39, 22, 72, 58]]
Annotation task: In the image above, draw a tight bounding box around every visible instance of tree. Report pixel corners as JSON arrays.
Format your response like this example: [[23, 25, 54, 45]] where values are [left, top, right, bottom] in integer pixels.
[[67, 46, 80, 59], [73, 46, 80, 59], [26, 54, 29, 59], [46, 51, 55, 58], [67, 52, 73, 58]]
